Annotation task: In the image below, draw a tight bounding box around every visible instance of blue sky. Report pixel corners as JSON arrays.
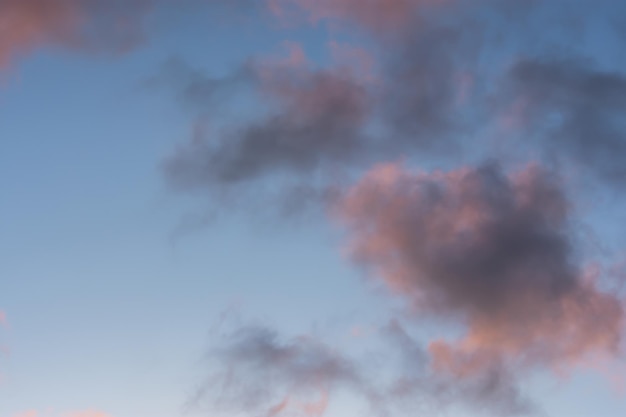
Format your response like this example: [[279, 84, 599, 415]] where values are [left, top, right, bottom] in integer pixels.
[[1, 1, 626, 417]]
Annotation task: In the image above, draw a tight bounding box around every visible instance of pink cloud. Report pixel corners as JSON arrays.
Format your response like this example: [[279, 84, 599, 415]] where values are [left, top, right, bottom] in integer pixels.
[[335, 161, 625, 377], [0, 0, 153, 68]]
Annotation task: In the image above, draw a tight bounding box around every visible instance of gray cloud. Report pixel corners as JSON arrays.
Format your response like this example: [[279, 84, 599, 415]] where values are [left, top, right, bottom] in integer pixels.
[[334, 161, 624, 411], [191, 319, 539, 417], [499, 56, 626, 185], [189, 324, 373, 417]]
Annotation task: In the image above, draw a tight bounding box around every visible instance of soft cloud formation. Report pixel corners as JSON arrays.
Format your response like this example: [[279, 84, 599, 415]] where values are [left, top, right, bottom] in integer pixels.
[[159, 1, 626, 415], [191, 325, 374, 417], [0, 0, 156, 67], [193, 318, 539, 417], [163, 44, 372, 191], [382, 320, 534, 416], [499, 57, 626, 185], [335, 161, 624, 377], [0, 0, 257, 69], [0, 310, 6, 327]]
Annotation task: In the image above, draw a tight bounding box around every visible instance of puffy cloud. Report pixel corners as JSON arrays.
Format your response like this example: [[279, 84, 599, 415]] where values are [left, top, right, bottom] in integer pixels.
[[335, 161, 624, 376]]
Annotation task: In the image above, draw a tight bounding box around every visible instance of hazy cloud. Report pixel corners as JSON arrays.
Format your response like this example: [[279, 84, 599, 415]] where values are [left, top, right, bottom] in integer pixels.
[[499, 56, 626, 185], [162, 45, 372, 193], [0, 0, 157, 67], [335, 161, 624, 379], [190, 324, 373, 417]]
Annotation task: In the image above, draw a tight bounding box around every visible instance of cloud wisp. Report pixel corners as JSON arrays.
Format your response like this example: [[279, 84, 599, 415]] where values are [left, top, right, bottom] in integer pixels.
[[190, 324, 378, 417]]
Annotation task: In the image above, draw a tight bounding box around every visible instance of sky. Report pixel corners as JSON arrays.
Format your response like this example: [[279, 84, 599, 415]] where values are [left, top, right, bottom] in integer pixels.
[[1, 1, 626, 417]]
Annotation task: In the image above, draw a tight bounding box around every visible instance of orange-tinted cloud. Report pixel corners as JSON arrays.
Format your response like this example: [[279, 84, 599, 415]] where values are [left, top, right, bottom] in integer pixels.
[[335, 161, 625, 377]]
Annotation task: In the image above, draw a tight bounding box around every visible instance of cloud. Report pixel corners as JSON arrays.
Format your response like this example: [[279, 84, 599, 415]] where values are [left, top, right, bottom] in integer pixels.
[[162, 2, 626, 415], [190, 324, 375, 417], [0, 0, 258, 69], [0, 310, 6, 327], [498, 56, 626, 186], [192, 318, 540, 417], [0, 0, 158, 67], [160, 14, 484, 206], [162, 44, 372, 193], [382, 320, 534, 416], [334, 161, 624, 389]]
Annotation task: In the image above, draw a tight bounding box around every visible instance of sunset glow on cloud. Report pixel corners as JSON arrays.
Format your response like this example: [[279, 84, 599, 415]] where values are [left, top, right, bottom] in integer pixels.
[[2, 1, 626, 417]]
